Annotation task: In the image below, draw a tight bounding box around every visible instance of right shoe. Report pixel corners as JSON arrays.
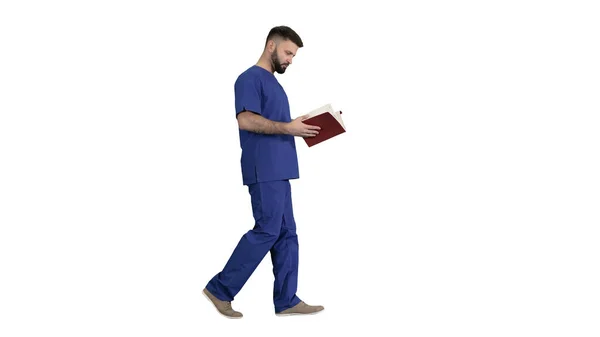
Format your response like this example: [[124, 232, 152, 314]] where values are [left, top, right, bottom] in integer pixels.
[[203, 288, 243, 319], [276, 301, 324, 316]]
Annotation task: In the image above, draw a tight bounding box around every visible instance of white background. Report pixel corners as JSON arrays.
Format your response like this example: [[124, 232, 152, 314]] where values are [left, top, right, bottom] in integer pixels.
[[1, 0, 599, 336]]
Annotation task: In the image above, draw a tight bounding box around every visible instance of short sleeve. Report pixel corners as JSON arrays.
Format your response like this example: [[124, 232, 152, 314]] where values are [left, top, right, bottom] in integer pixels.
[[234, 73, 262, 117]]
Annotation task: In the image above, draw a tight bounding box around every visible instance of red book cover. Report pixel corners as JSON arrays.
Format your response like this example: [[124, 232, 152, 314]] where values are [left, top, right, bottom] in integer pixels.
[[302, 109, 346, 147]]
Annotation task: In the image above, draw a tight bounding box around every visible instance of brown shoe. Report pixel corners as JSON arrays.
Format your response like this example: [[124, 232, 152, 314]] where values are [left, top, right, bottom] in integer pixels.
[[203, 288, 243, 319], [276, 301, 324, 316]]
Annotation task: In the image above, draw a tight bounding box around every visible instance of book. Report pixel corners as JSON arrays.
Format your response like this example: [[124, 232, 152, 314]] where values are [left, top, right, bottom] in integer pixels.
[[301, 103, 346, 147]]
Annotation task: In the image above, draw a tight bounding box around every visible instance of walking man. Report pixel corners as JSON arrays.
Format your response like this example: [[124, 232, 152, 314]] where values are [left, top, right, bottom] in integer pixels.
[[203, 26, 325, 318]]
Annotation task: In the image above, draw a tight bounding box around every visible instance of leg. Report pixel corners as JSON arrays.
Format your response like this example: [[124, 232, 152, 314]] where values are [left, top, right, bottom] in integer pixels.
[[271, 181, 325, 316], [271, 180, 302, 313], [206, 180, 287, 301]]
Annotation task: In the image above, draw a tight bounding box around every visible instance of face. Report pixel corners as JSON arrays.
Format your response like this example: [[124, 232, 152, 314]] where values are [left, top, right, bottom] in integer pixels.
[[269, 39, 298, 74]]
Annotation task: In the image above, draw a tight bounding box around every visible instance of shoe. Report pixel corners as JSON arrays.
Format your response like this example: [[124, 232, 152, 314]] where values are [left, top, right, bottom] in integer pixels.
[[203, 288, 243, 319], [276, 301, 324, 316]]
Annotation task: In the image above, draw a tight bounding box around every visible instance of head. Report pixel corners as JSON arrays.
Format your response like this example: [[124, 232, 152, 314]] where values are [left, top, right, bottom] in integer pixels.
[[263, 26, 303, 74]]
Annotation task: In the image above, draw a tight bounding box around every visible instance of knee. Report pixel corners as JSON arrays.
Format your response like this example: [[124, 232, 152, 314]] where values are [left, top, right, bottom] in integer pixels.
[[248, 218, 282, 242], [245, 229, 280, 245]]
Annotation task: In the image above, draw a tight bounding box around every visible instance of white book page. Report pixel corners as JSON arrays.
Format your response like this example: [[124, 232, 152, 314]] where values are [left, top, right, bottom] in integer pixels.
[[305, 103, 345, 130], [305, 103, 333, 118]]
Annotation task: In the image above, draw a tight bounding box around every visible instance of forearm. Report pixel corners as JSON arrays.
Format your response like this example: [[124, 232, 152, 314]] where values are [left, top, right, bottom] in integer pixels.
[[238, 111, 290, 135]]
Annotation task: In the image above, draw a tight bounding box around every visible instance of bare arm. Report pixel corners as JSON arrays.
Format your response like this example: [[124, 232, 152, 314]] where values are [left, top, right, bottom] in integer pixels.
[[237, 111, 290, 135], [237, 111, 321, 137]]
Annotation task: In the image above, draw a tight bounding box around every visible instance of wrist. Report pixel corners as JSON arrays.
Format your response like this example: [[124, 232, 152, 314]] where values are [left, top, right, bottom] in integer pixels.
[[281, 122, 291, 135]]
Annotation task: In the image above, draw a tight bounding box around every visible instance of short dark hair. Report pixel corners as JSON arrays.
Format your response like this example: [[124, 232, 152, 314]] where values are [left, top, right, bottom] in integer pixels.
[[265, 26, 303, 48]]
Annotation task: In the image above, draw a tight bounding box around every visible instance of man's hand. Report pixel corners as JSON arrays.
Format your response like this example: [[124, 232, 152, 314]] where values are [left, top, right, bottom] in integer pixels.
[[285, 115, 321, 137]]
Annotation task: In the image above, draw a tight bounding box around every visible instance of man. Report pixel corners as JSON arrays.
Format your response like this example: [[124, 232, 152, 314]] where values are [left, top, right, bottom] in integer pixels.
[[202, 26, 325, 318]]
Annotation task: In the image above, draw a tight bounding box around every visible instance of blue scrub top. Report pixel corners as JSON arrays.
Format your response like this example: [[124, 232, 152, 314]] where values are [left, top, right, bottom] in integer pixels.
[[234, 65, 299, 185]]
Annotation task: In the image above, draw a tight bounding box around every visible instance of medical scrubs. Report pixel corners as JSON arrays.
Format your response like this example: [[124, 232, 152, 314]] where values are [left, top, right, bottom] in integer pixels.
[[205, 65, 302, 313]]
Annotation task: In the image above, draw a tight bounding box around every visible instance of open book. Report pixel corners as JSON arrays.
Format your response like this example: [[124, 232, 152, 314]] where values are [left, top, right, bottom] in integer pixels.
[[301, 103, 346, 147]]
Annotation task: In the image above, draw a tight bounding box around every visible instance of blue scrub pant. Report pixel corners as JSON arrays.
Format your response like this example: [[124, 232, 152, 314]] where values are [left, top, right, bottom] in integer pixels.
[[205, 180, 302, 313]]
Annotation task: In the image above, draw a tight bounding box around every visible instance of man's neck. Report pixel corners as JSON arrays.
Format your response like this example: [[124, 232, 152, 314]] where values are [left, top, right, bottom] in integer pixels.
[[256, 57, 274, 73]]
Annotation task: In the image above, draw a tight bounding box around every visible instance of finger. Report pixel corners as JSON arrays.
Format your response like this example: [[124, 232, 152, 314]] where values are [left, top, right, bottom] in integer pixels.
[[301, 125, 319, 132]]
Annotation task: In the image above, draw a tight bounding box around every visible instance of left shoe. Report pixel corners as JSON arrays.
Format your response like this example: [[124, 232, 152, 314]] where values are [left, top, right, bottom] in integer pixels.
[[202, 288, 243, 319], [276, 301, 324, 316]]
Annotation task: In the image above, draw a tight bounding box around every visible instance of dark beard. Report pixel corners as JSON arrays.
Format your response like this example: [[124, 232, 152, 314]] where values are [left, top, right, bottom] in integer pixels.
[[271, 50, 287, 74]]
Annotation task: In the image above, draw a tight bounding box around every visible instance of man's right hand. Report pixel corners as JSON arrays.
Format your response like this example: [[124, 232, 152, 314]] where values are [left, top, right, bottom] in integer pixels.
[[286, 115, 321, 137]]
